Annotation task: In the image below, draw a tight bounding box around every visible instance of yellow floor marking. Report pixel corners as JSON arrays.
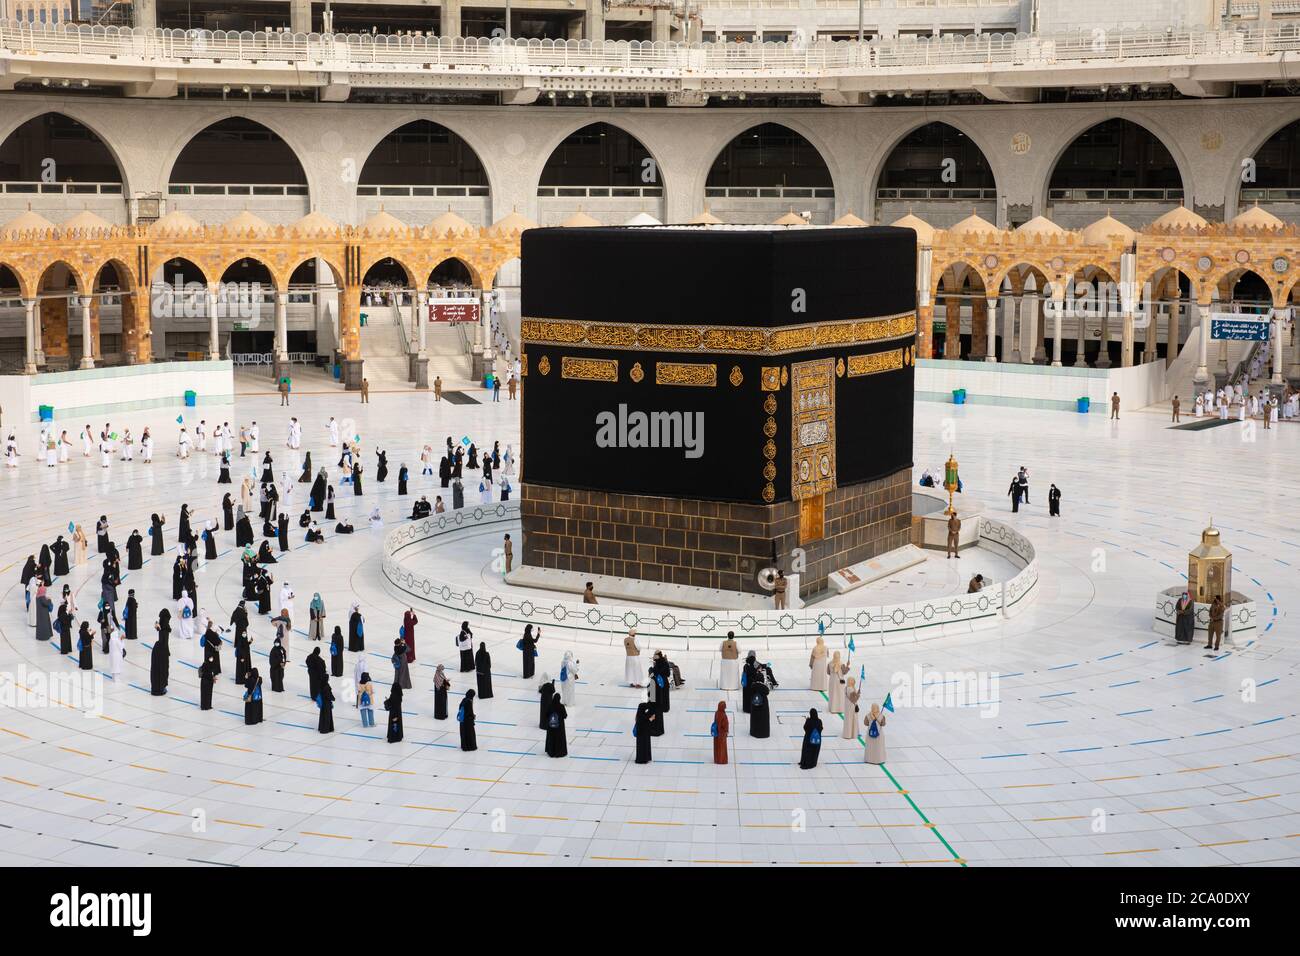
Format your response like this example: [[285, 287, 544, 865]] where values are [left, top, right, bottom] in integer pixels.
[[150, 729, 186, 740], [858, 823, 918, 828], [901, 859, 965, 865], [549, 783, 602, 790], [847, 790, 905, 795], [1004, 783, 1054, 789], [2, 776, 38, 787], [287, 755, 329, 764], [742, 824, 793, 828], [58, 746, 93, 757], [392, 840, 449, 849], [457, 776, 504, 784], [489, 848, 549, 857], [797, 860, 858, 865], [401, 804, 459, 813], [646, 788, 698, 794], [128, 763, 167, 773], [1140, 807, 1189, 814], [211, 779, 255, 789], [1176, 765, 1223, 773], [214, 818, 265, 829], [0, 727, 31, 739], [627, 820, 684, 826], [1104, 848, 1160, 855], [1031, 815, 1089, 822], [302, 793, 351, 802], [97, 715, 126, 725], [61, 790, 104, 802], [300, 831, 352, 840], [135, 806, 184, 816], [1200, 839, 1250, 848], [514, 814, 568, 821], [213, 744, 255, 753], [1252, 753, 1293, 763], [1093, 775, 1140, 782], [1236, 794, 1279, 803], [745, 791, 802, 795], [694, 859, 752, 864], [368, 767, 416, 775]]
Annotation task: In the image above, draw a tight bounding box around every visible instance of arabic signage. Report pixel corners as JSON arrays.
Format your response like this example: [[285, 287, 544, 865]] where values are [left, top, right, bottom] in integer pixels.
[[1210, 314, 1270, 341]]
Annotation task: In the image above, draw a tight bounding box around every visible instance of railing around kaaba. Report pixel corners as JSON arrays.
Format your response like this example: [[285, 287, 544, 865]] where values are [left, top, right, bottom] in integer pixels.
[[381, 500, 1038, 651]]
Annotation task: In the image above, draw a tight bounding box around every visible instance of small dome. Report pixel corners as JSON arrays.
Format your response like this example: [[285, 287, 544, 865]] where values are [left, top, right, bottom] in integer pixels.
[[832, 210, 868, 227], [1015, 215, 1066, 239], [489, 207, 539, 237], [430, 208, 475, 237], [772, 208, 808, 226], [61, 209, 113, 232], [2, 206, 54, 235], [149, 208, 202, 235], [1149, 206, 1208, 231], [1229, 202, 1283, 231], [292, 210, 338, 236], [559, 209, 601, 227], [624, 211, 662, 226], [946, 210, 999, 238], [360, 206, 410, 235], [1080, 212, 1137, 244], [891, 212, 935, 245], [687, 207, 723, 225], [222, 209, 273, 234]]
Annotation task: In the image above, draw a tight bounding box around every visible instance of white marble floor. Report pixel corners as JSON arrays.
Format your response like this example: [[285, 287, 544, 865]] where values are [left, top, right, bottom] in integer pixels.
[[1, 389, 1296, 868]]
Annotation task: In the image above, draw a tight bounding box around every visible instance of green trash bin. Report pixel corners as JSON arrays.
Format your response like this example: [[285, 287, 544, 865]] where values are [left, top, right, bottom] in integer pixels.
[[1077, 397, 1090, 414], [184, 390, 197, 407], [952, 388, 967, 405], [38, 404, 53, 422]]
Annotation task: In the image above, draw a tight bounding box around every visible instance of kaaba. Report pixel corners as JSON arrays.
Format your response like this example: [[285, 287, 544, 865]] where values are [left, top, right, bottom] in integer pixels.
[[518, 225, 917, 597]]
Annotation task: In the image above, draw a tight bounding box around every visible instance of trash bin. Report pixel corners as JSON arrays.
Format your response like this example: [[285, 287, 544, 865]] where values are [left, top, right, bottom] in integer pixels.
[[332, 364, 341, 381], [1077, 397, 1090, 414], [359, 312, 368, 328], [38, 404, 53, 422], [183, 390, 197, 407], [952, 388, 966, 405]]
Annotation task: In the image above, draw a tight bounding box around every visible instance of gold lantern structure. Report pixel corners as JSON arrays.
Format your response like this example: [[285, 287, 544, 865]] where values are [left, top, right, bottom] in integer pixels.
[[1187, 521, 1232, 604], [942, 452, 959, 516]]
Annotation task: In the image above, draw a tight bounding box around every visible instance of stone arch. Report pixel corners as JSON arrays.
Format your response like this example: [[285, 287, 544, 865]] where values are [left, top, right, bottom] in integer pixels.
[[1227, 112, 1300, 218], [349, 113, 506, 207], [532, 118, 673, 207], [0, 109, 132, 199], [359, 254, 418, 288], [700, 119, 839, 221], [1042, 116, 1190, 216], [0, 261, 33, 300], [164, 114, 310, 188], [867, 119, 1000, 224], [427, 256, 483, 290]]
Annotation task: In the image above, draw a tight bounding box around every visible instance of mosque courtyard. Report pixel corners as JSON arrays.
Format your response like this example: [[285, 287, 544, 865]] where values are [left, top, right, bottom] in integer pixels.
[[1, 386, 1294, 869]]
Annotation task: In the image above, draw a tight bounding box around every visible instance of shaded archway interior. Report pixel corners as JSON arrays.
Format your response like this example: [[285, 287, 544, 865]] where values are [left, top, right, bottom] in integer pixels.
[[1048, 118, 1183, 194], [169, 117, 308, 185], [359, 120, 489, 188], [0, 113, 124, 186], [538, 123, 657, 189], [706, 123, 833, 189]]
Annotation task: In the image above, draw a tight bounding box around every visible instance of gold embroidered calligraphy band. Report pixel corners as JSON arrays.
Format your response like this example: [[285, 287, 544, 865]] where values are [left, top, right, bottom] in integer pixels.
[[847, 349, 905, 377], [656, 362, 717, 387], [560, 357, 619, 382], [521, 313, 916, 356]]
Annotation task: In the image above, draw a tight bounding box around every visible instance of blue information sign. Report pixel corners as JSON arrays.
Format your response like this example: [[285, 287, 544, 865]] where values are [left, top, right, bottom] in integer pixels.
[[1210, 317, 1271, 341]]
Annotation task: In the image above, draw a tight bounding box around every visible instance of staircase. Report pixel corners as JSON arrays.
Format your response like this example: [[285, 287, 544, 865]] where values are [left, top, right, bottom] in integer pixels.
[[424, 322, 474, 386], [359, 306, 411, 387]]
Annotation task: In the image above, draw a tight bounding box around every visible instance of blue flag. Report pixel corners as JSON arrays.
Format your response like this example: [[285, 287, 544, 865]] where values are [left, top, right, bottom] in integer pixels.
[[461, 436, 471, 446], [859, 664, 865, 682], [817, 618, 825, 636], [847, 635, 856, 653], [883, 693, 894, 713], [176, 415, 184, 424], [67, 521, 75, 533]]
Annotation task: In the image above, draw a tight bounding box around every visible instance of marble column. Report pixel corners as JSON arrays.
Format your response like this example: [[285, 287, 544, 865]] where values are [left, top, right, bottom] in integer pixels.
[[970, 296, 987, 362], [1074, 301, 1088, 367], [1121, 309, 1135, 368], [1051, 294, 1064, 367], [1288, 310, 1300, 380], [1096, 297, 1112, 368], [1274, 307, 1287, 386], [1033, 293, 1047, 364], [275, 291, 289, 358], [1193, 298, 1211, 387], [207, 286, 220, 360], [77, 296, 94, 370], [985, 297, 998, 362], [1167, 297, 1181, 367], [23, 298, 37, 373], [1003, 296, 1021, 363], [944, 294, 960, 359]]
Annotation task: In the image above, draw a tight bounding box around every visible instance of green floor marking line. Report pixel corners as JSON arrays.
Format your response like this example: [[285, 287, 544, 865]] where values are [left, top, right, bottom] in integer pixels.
[[821, 690, 966, 866]]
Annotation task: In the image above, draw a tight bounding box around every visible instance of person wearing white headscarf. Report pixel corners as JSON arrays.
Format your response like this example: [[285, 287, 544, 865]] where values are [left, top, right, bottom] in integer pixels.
[[353, 651, 370, 699], [108, 624, 126, 679], [558, 651, 579, 706], [278, 583, 295, 629]]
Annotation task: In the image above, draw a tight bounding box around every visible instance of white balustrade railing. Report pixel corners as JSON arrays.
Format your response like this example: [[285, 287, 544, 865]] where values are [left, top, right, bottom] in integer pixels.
[[5, 20, 1300, 81], [381, 500, 1039, 651]]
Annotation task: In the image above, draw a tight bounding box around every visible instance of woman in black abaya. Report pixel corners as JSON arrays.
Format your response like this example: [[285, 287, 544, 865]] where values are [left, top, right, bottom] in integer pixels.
[[51, 536, 70, 577], [125, 530, 143, 571], [537, 673, 554, 729], [150, 609, 171, 695], [310, 470, 327, 512], [749, 680, 771, 738], [235, 507, 254, 547], [458, 689, 477, 751], [376, 449, 388, 483], [244, 669, 263, 725], [150, 513, 166, 556], [545, 692, 568, 758], [634, 702, 655, 764], [475, 642, 493, 699], [385, 682, 404, 743], [299, 451, 312, 483], [222, 493, 234, 530], [96, 516, 110, 554], [798, 708, 823, 769], [198, 655, 215, 710], [330, 626, 345, 678], [123, 589, 138, 641], [433, 665, 450, 720], [317, 679, 335, 734], [76, 622, 93, 670], [397, 464, 408, 496], [269, 636, 286, 692]]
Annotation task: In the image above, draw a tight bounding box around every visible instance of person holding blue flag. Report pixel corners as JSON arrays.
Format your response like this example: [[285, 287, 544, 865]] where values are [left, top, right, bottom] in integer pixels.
[[864, 700, 889, 764], [798, 708, 824, 769]]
